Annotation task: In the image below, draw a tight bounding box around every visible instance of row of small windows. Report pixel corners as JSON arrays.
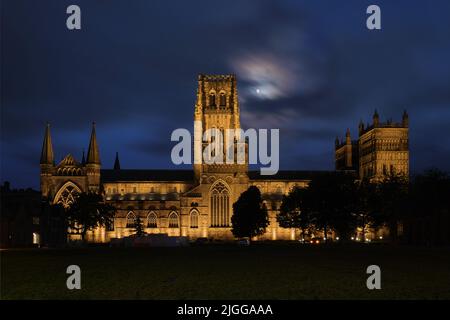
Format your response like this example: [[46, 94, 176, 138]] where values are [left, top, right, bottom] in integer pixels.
[[125, 211, 199, 229], [106, 186, 178, 194]]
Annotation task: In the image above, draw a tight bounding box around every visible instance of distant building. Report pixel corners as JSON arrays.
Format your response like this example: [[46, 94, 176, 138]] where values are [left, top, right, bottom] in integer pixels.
[[335, 110, 409, 180], [0, 182, 41, 248]]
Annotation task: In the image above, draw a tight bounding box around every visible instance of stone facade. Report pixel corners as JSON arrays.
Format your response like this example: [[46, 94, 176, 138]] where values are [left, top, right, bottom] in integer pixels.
[[335, 110, 409, 181], [40, 75, 317, 242]]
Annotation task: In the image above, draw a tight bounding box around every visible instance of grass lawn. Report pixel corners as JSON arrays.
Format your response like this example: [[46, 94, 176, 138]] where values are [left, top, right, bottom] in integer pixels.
[[1, 243, 450, 299]]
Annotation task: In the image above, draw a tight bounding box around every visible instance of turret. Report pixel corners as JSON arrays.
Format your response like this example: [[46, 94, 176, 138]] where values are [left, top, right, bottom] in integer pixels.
[[87, 122, 100, 165], [345, 129, 352, 168], [40, 123, 54, 197], [86, 122, 101, 191], [358, 120, 364, 136], [373, 110, 379, 127], [402, 110, 409, 127], [40, 123, 54, 165], [113, 152, 121, 170]]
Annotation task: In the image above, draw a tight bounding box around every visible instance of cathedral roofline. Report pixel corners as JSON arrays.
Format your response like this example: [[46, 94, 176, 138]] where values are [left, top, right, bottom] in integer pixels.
[[101, 169, 194, 183], [248, 170, 345, 181]]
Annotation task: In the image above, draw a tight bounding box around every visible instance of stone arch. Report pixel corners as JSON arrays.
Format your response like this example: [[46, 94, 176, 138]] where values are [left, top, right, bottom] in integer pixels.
[[219, 90, 227, 107], [190, 209, 199, 228], [126, 211, 136, 228], [209, 90, 216, 107], [147, 211, 157, 228], [168, 211, 179, 228]]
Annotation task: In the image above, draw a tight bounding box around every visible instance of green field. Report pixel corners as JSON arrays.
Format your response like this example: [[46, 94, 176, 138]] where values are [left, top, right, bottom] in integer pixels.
[[1, 243, 450, 299]]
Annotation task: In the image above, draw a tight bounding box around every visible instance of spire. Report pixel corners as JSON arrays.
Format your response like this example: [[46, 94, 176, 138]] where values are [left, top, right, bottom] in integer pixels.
[[81, 149, 86, 165], [86, 122, 100, 165], [373, 109, 379, 127], [40, 122, 54, 165], [358, 119, 365, 135], [345, 128, 351, 144], [335, 136, 340, 148], [114, 152, 121, 170], [402, 109, 409, 127]]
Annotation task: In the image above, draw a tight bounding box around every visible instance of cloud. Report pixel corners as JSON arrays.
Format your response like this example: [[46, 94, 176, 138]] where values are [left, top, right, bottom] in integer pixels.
[[2, 0, 450, 188]]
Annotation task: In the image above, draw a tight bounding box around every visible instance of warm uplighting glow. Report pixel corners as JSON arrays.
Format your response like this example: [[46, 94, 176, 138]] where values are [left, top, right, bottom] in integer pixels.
[[32, 232, 40, 245]]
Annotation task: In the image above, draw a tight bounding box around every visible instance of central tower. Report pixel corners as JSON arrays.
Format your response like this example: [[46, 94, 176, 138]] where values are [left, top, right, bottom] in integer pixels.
[[193, 74, 247, 183]]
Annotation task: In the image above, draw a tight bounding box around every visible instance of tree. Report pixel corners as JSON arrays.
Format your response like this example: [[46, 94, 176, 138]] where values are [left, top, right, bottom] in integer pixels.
[[134, 216, 145, 237], [277, 187, 310, 241], [231, 186, 269, 241], [376, 173, 409, 242], [354, 178, 382, 242], [303, 172, 357, 242], [409, 169, 450, 245], [66, 192, 116, 242]]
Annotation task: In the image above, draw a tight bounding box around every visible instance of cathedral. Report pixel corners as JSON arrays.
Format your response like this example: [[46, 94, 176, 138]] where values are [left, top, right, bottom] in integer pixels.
[[39, 74, 409, 242]]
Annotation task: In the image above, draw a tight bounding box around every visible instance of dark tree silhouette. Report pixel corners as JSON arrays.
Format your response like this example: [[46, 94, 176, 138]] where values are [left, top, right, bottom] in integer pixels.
[[134, 216, 145, 237], [277, 187, 310, 241], [354, 178, 382, 241], [66, 192, 116, 242], [302, 173, 357, 242], [376, 173, 409, 242], [231, 186, 269, 241], [408, 169, 450, 245]]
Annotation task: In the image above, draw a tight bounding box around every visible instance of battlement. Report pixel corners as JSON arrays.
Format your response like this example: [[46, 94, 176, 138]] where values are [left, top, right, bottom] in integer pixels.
[[358, 110, 408, 136], [198, 74, 236, 82]]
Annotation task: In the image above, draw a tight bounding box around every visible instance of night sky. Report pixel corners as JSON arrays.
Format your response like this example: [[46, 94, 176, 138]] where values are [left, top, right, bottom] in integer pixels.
[[2, 0, 450, 189]]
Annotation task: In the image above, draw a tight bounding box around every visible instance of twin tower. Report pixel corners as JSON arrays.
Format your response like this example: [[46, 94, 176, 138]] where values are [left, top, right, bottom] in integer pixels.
[[39, 123, 101, 201]]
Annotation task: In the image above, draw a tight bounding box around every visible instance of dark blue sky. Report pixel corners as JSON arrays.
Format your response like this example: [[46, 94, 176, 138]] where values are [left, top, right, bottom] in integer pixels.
[[2, 0, 450, 189]]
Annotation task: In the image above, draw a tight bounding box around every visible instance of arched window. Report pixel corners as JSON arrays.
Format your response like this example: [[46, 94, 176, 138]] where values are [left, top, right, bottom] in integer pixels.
[[219, 92, 226, 107], [168, 212, 179, 228], [190, 210, 199, 229], [147, 211, 157, 228], [209, 93, 216, 107], [54, 181, 81, 209], [126, 211, 136, 228], [210, 181, 230, 227]]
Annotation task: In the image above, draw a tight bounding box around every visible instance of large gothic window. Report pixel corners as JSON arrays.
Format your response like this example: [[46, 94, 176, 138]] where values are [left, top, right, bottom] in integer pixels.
[[54, 182, 81, 209], [190, 210, 199, 229], [210, 181, 230, 227], [126, 211, 136, 228], [168, 212, 179, 228], [147, 211, 157, 228]]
